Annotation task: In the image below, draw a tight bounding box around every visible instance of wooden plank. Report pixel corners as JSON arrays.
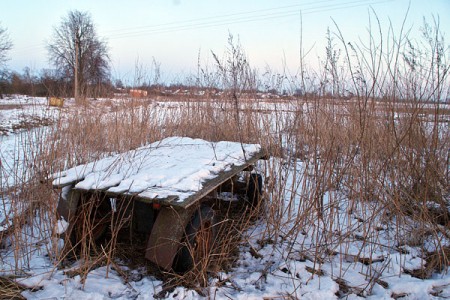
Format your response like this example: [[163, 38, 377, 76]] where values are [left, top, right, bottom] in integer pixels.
[[53, 178, 84, 189], [55, 148, 267, 208], [70, 187, 180, 206], [56, 186, 81, 224], [134, 195, 179, 205], [175, 149, 267, 209]]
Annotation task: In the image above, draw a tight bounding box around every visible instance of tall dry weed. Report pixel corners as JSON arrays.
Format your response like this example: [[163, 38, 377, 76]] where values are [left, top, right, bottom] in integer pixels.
[[0, 13, 448, 295]]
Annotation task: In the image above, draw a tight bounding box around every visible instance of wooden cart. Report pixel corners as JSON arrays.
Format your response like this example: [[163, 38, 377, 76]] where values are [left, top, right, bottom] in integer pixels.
[[53, 137, 267, 271]]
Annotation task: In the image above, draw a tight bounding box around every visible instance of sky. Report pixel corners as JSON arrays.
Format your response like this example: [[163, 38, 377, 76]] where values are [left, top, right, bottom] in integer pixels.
[[0, 0, 449, 85]]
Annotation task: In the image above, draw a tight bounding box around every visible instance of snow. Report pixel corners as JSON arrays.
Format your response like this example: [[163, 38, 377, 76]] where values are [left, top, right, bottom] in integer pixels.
[[52, 137, 261, 203], [1, 95, 450, 299], [56, 218, 69, 234], [0, 95, 59, 136]]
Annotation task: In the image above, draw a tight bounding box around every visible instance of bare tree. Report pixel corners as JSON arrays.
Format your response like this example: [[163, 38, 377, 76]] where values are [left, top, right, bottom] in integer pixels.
[[47, 10, 109, 103], [0, 23, 12, 67], [0, 23, 12, 98]]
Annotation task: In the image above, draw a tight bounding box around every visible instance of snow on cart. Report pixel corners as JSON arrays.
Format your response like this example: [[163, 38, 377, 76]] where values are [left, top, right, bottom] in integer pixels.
[[52, 137, 267, 272]]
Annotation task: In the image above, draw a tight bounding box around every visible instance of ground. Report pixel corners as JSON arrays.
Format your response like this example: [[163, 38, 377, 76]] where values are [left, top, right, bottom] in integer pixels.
[[1, 95, 450, 299]]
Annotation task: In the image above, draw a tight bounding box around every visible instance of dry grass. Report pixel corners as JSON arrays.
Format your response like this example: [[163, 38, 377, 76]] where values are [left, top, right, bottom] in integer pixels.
[[0, 276, 27, 299], [0, 15, 449, 297]]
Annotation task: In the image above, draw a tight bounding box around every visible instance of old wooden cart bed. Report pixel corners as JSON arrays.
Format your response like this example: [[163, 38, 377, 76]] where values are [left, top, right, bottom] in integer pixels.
[[53, 137, 267, 271]]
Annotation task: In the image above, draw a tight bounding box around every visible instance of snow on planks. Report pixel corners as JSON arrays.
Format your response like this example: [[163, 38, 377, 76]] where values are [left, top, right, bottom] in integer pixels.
[[52, 136, 265, 208]]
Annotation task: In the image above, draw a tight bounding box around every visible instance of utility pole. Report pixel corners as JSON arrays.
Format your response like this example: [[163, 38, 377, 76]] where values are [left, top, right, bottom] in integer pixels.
[[74, 35, 79, 104]]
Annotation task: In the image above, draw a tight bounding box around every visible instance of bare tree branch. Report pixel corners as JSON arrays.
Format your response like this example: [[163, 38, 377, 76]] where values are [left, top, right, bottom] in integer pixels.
[[0, 23, 12, 68], [47, 10, 110, 103]]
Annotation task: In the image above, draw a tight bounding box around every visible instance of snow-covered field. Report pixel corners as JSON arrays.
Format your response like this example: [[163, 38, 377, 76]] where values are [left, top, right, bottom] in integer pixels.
[[1, 95, 450, 299]]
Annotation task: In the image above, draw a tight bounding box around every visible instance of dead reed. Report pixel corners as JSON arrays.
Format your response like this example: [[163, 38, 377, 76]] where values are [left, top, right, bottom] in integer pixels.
[[0, 14, 448, 297]]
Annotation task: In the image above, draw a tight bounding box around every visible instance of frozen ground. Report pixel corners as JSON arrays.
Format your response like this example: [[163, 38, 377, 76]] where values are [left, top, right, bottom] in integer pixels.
[[1, 95, 450, 299], [0, 95, 60, 136]]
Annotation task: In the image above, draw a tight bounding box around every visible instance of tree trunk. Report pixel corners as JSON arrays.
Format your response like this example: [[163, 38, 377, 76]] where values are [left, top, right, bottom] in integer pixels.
[[74, 38, 80, 104]]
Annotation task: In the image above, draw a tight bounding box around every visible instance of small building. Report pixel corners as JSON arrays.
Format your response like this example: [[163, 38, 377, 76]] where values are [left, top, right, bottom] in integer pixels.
[[129, 89, 148, 98]]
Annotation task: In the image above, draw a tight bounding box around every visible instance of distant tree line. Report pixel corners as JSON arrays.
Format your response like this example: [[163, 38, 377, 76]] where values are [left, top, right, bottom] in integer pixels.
[[0, 67, 114, 98]]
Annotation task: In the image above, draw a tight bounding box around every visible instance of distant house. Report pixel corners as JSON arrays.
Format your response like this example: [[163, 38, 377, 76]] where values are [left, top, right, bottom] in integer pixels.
[[129, 89, 148, 98]]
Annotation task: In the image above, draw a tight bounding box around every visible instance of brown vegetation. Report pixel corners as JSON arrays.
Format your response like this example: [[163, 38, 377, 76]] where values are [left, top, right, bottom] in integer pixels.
[[0, 15, 449, 297]]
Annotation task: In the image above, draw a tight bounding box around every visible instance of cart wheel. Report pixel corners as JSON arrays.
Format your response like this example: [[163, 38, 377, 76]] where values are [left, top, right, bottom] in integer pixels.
[[74, 196, 112, 244], [173, 206, 216, 273], [246, 173, 263, 208]]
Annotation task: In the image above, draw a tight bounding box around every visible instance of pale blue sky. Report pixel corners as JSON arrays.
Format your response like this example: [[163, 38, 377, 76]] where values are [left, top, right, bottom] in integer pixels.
[[1, 0, 449, 84]]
